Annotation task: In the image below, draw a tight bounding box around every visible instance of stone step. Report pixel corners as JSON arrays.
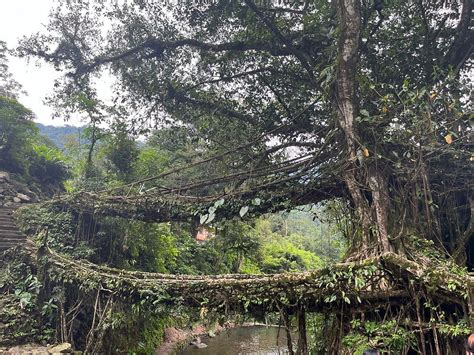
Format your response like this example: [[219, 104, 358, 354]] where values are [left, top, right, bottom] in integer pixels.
[[0, 233, 25, 239], [0, 231, 24, 239], [0, 245, 23, 252], [0, 222, 14, 226], [0, 221, 19, 228], [0, 238, 26, 246], [0, 225, 16, 230], [0, 221, 18, 226], [0, 221, 15, 226], [0, 241, 26, 246], [0, 237, 26, 244], [0, 225, 20, 231], [0, 225, 18, 231], [0, 227, 22, 233], [0, 206, 24, 251], [0, 241, 24, 246], [0, 238, 24, 245], [0, 220, 15, 226], [0, 236, 24, 242]]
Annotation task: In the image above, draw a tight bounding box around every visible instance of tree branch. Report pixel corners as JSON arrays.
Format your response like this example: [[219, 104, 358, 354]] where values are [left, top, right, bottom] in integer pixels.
[[73, 38, 297, 75], [443, 0, 473, 70], [243, 0, 315, 80]]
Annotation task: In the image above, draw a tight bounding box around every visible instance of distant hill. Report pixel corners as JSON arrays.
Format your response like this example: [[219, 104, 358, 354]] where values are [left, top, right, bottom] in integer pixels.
[[36, 123, 84, 149]]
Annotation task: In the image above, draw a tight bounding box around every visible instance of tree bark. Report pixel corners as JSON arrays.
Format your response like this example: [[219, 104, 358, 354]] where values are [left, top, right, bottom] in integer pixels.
[[282, 307, 295, 355], [296, 304, 308, 355], [367, 166, 391, 253], [334, 0, 392, 256]]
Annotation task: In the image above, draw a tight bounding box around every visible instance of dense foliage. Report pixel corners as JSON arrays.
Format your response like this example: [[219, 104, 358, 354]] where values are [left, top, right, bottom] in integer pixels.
[[0, 0, 471, 353], [17, 0, 472, 262], [0, 96, 37, 174], [0, 43, 69, 188]]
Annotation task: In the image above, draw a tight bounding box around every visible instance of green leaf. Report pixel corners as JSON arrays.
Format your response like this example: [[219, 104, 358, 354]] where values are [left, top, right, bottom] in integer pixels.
[[239, 206, 249, 218], [360, 109, 370, 117], [206, 212, 215, 224], [214, 198, 225, 208], [200, 214, 209, 224]]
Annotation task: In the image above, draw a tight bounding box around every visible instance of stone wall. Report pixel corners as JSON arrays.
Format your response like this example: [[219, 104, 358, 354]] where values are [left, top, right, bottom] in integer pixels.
[[0, 172, 39, 207]]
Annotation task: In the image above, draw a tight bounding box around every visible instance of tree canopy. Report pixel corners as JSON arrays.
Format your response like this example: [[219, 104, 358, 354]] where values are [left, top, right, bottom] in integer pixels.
[[19, 0, 472, 259]]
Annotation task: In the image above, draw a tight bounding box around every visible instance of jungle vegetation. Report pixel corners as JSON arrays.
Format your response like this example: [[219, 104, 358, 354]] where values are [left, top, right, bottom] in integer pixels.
[[0, 0, 472, 353]]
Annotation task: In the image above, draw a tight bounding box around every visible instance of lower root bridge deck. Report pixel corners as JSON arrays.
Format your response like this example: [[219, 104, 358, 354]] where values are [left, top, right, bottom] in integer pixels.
[[38, 242, 471, 316]]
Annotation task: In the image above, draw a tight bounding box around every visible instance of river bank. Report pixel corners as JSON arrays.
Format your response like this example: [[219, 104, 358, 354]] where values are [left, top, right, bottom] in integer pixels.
[[0, 343, 75, 354], [155, 322, 279, 354]]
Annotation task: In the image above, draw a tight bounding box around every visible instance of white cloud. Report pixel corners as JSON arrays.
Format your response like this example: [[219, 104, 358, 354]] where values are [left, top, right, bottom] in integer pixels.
[[1, 0, 84, 126]]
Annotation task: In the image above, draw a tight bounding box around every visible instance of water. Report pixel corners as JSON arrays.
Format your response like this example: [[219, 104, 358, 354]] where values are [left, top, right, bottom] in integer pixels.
[[179, 326, 294, 355]]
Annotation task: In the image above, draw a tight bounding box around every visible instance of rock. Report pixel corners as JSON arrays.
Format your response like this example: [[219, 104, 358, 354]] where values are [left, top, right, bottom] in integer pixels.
[[191, 336, 208, 348], [192, 325, 206, 335], [164, 327, 188, 343], [4, 201, 12, 207], [190, 336, 201, 345], [47, 343, 72, 353], [214, 324, 224, 333], [5, 345, 50, 354], [16, 193, 31, 202], [0, 171, 9, 182], [6, 346, 22, 353], [13, 197, 21, 203], [208, 330, 216, 338]]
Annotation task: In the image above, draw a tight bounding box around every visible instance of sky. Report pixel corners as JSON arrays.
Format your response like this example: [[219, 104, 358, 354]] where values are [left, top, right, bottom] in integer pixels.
[[1, 0, 83, 126]]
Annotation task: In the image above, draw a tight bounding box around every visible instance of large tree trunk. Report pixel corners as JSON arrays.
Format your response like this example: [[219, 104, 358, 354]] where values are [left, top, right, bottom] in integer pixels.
[[334, 0, 392, 257]]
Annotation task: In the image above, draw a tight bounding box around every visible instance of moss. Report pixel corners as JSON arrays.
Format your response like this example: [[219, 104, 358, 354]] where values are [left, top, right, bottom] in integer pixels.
[[104, 312, 171, 354], [0, 248, 55, 346]]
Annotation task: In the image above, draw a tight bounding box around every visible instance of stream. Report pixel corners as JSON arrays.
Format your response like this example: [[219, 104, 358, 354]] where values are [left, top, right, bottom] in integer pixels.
[[179, 325, 294, 354]]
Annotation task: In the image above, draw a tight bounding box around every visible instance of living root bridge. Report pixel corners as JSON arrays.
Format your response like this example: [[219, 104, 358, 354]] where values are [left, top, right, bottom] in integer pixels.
[[39, 244, 469, 315]]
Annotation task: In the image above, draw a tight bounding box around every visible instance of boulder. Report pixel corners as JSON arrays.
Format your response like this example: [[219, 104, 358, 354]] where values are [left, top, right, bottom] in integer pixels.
[[0, 171, 9, 182], [16, 193, 31, 202], [164, 327, 188, 343], [47, 343, 72, 353]]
